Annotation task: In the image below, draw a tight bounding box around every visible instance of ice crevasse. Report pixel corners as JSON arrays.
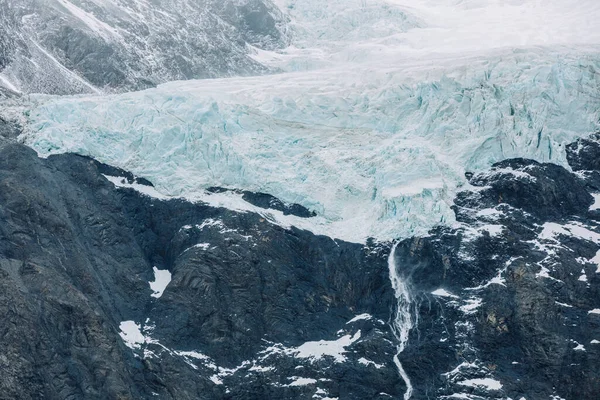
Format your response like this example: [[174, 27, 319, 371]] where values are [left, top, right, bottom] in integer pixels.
[[21, 0, 600, 243]]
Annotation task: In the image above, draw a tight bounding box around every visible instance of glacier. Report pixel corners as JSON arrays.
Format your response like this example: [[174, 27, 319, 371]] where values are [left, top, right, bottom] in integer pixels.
[[16, 0, 600, 243]]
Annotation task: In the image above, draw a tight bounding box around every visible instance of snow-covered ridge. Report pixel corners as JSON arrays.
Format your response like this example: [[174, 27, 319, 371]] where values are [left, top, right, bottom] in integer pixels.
[[16, 0, 600, 242]]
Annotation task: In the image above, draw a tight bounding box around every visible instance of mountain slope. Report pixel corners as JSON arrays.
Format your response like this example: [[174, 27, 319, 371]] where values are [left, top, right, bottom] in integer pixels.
[[0, 0, 288, 94], [394, 133, 600, 399], [0, 124, 400, 399], [3, 118, 600, 399]]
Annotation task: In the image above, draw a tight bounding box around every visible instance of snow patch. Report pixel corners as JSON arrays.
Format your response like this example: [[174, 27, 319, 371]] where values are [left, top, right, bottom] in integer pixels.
[[555, 301, 573, 308], [119, 321, 145, 349], [288, 377, 317, 386], [573, 343, 586, 351], [103, 175, 171, 200], [590, 193, 600, 211], [293, 331, 361, 363], [431, 288, 459, 299], [58, 0, 120, 40], [0, 74, 20, 93], [460, 298, 482, 314], [358, 357, 385, 369], [591, 250, 600, 273], [347, 313, 372, 324], [149, 267, 171, 298], [457, 378, 503, 391]]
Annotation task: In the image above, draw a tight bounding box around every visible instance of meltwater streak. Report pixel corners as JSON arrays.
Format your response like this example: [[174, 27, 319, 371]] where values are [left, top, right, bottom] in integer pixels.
[[388, 243, 414, 399]]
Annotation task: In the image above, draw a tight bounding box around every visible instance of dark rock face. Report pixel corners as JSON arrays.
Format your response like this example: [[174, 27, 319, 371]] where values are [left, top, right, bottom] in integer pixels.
[[3, 128, 600, 400], [0, 0, 288, 95], [0, 139, 401, 399], [207, 187, 317, 218], [392, 133, 600, 400], [566, 132, 600, 172]]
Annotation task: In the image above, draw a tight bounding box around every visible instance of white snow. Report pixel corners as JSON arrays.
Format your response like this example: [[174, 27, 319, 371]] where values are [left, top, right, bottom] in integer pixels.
[[103, 175, 171, 200], [58, 0, 120, 40], [347, 313, 372, 324], [533, 222, 600, 279], [573, 343, 586, 351], [293, 331, 361, 363], [476, 208, 502, 219], [288, 377, 317, 386], [442, 361, 478, 378], [442, 395, 476, 400], [175, 351, 211, 361], [248, 365, 275, 373], [590, 194, 600, 211], [591, 250, 600, 273], [0, 74, 20, 93], [555, 302, 573, 308], [457, 378, 503, 391], [192, 243, 211, 250], [431, 288, 459, 299], [119, 320, 145, 349], [481, 167, 537, 183], [149, 267, 171, 298], [588, 309, 600, 315], [591, 340, 600, 344], [460, 298, 482, 314], [478, 224, 504, 237], [357, 357, 384, 369]]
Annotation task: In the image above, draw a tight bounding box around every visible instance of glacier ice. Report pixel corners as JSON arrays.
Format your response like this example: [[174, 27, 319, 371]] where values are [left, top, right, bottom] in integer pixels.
[[16, 0, 600, 243]]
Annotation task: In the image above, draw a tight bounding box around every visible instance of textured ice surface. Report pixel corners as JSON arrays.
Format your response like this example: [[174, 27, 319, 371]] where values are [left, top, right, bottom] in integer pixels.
[[20, 0, 600, 242]]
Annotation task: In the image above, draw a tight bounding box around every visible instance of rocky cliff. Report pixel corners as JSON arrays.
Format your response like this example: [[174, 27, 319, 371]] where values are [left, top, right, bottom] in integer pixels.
[[0, 0, 288, 95], [1, 119, 600, 399]]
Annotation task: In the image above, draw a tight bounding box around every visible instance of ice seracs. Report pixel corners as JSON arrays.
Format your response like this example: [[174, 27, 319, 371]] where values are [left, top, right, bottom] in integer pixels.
[[18, 0, 600, 243]]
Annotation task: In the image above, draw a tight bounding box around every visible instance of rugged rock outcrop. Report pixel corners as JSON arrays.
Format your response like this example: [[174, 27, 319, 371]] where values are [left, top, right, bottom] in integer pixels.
[[0, 0, 288, 95], [0, 125, 401, 399], [2, 123, 600, 399], [393, 134, 600, 399]]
